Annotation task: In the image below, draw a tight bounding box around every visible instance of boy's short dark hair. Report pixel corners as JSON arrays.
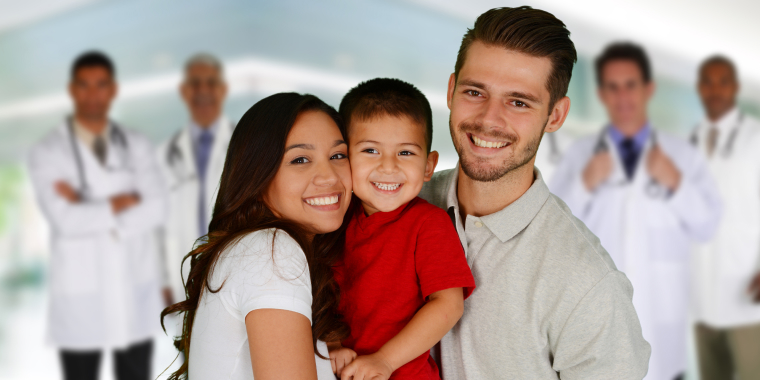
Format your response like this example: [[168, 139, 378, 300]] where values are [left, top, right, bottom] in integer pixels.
[[595, 42, 651, 86], [71, 51, 115, 80], [454, 6, 577, 111], [339, 78, 433, 153]]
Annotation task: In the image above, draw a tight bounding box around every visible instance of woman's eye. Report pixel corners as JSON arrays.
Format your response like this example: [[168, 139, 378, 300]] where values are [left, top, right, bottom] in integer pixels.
[[399, 151, 414, 156], [362, 148, 379, 154], [465, 90, 481, 97], [331, 153, 347, 160], [290, 156, 310, 164]]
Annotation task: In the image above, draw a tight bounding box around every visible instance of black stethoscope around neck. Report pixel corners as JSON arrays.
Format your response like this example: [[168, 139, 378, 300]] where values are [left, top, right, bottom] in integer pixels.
[[690, 112, 744, 158], [66, 116, 131, 200], [594, 126, 669, 198]]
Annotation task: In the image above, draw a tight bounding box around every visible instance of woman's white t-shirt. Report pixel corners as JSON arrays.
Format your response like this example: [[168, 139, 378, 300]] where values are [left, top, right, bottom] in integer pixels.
[[188, 228, 334, 379]]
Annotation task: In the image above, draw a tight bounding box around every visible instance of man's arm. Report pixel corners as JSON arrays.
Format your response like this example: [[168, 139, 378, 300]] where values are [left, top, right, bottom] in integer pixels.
[[549, 141, 604, 220], [115, 135, 168, 238], [552, 271, 651, 380], [28, 147, 117, 237], [655, 144, 722, 242]]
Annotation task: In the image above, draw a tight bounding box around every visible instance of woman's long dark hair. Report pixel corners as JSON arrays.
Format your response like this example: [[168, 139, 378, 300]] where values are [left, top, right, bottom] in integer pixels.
[[161, 93, 351, 379]]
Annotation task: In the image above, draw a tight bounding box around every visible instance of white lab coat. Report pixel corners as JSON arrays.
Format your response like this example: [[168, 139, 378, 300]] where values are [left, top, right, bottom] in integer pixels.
[[549, 129, 721, 380], [28, 121, 167, 350], [691, 108, 760, 328], [157, 117, 232, 301]]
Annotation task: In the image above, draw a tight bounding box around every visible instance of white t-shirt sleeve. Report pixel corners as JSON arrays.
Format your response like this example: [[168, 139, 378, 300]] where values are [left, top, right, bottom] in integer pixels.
[[219, 229, 313, 324]]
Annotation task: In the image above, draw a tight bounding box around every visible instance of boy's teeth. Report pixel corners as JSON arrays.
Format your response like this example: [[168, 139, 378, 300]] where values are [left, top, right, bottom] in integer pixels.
[[373, 182, 400, 191], [472, 135, 508, 149], [305, 195, 339, 206]]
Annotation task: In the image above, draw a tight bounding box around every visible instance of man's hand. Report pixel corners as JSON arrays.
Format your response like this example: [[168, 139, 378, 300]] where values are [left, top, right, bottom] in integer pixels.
[[328, 342, 357, 378], [582, 151, 613, 192], [748, 272, 760, 303], [340, 352, 393, 380], [162, 287, 175, 307], [647, 145, 681, 192], [110, 193, 140, 214], [54, 181, 80, 203]]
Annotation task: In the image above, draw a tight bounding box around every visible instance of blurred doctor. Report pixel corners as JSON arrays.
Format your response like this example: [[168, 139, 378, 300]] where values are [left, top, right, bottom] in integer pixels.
[[692, 55, 760, 380], [28, 51, 167, 380], [157, 53, 232, 304], [550, 43, 721, 380]]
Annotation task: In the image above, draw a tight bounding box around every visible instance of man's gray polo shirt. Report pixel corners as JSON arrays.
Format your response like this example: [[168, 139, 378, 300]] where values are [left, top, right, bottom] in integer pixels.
[[419, 166, 650, 379]]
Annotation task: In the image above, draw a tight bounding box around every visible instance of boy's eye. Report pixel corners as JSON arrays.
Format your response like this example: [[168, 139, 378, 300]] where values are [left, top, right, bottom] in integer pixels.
[[362, 148, 379, 154], [290, 156, 310, 164], [398, 151, 414, 156], [331, 153, 347, 160]]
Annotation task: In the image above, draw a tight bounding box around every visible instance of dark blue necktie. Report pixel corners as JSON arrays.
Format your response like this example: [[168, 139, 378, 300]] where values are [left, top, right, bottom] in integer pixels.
[[619, 138, 639, 180], [197, 130, 214, 236]]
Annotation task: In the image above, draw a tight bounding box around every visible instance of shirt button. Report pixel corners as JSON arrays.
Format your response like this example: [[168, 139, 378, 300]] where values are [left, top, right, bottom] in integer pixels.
[[474, 221, 483, 228]]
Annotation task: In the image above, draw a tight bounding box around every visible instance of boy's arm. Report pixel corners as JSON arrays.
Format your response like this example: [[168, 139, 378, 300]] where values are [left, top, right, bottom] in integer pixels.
[[340, 287, 464, 380]]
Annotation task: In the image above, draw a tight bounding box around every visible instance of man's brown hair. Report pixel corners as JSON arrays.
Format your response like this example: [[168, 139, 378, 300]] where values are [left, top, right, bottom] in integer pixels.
[[454, 6, 577, 110]]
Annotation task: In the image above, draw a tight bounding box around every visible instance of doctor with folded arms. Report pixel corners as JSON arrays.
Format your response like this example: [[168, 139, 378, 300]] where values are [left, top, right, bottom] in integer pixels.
[[28, 51, 167, 380]]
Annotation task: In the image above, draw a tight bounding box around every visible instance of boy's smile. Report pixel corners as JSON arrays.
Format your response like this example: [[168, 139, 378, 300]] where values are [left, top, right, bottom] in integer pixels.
[[348, 114, 438, 215]]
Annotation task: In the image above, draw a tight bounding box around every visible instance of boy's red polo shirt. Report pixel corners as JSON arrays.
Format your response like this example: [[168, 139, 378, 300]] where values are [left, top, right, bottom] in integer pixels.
[[333, 197, 475, 379]]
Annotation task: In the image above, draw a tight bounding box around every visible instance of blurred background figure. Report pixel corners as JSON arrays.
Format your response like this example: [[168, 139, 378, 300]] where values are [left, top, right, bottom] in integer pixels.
[[26, 52, 167, 380], [691, 55, 760, 380], [157, 53, 231, 309], [549, 43, 722, 380]]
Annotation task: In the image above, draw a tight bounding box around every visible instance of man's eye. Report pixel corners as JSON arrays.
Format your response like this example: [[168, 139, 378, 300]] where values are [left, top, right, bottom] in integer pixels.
[[362, 148, 379, 154], [514, 100, 527, 108], [331, 153, 347, 160], [465, 90, 481, 97], [399, 151, 414, 156], [290, 157, 310, 164]]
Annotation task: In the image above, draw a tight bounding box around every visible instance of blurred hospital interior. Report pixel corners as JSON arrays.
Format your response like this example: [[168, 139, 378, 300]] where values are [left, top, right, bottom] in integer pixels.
[[1, 0, 759, 379]]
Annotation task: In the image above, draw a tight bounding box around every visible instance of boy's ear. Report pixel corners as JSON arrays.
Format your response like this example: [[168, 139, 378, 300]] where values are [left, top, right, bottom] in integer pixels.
[[424, 151, 439, 182]]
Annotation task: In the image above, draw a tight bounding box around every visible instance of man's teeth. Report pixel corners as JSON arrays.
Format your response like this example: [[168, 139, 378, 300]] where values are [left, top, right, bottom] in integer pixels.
[[472, 135, 508, 148], [373, 182, 401, 191], [305, 195, 339, 206]]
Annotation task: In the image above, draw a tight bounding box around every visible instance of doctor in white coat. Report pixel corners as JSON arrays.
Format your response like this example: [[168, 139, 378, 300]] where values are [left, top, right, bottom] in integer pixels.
[[157, 53, 232, 304], [550, 43, 722, 380], [691, 55, 760, 380], [28, 52, 167, 380]]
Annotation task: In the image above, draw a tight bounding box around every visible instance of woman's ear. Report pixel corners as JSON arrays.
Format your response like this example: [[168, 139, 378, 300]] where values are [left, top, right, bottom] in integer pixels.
[[424, 151, 439, 182]]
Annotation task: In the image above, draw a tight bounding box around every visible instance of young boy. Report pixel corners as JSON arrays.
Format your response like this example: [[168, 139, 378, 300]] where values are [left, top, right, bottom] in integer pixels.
[[329, 78, 475, 380]]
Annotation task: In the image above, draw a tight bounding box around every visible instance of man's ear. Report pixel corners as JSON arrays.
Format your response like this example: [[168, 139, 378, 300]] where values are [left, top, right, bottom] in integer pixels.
[[424, 150, 439, 181], [544, 96, 571, 133], [447, 73, 456, 110]]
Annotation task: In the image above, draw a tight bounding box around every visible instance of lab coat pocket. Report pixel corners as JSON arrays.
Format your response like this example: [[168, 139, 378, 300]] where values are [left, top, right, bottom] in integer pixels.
[[51, 239, 100, 295], [724, 226, 760, 275]]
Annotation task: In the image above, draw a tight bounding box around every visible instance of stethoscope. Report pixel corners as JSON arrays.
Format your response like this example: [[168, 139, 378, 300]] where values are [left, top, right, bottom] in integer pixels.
[[164, 121, 234, 191], [66, 116, 132, 201], [593, 127, 669, 199], [689, 112, 744, 158]]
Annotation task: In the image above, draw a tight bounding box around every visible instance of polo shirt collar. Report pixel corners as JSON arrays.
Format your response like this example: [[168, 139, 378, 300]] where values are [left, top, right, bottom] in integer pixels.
[[444, 163, 551, 243]]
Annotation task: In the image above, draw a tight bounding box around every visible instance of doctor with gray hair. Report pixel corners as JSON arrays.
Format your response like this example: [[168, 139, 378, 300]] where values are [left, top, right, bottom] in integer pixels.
[[157, 53, 234, 306]]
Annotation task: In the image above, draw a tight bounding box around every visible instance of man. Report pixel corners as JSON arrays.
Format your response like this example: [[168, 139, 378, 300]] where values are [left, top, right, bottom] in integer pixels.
[[692, 55, 760, 380], [419, 7, 651, 379], [550, 43, 722, 380], [28, 52, 167, 380], [157, 53, 232, 304]]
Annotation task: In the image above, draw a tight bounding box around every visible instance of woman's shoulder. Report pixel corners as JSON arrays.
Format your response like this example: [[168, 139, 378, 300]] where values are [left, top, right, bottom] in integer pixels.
[[217, 228, 308, 278]]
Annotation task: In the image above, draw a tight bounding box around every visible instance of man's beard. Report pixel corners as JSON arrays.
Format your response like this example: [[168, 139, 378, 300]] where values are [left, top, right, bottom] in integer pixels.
[[450, 118, 546, 182]]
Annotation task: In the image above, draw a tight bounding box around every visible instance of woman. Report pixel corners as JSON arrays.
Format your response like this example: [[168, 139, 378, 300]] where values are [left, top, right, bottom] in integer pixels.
[[162, 93, 353, 379]]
